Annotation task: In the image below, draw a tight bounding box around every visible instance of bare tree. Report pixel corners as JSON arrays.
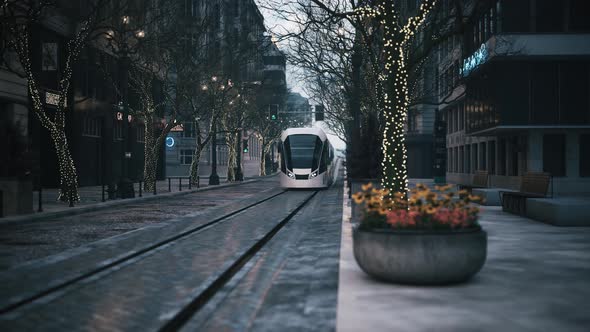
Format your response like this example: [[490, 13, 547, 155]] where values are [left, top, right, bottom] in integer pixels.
[[1, 0, 113, 204]]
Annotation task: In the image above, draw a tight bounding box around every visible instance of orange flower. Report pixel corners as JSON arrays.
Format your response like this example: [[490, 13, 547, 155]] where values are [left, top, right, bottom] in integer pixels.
[[361, 183, 373, 191], [352, 193, 364, 204]]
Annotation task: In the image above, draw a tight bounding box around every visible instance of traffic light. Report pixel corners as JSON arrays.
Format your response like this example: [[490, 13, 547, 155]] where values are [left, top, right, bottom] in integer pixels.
[[243, 139, 249, 153], [269, 104, 278, 121], [315, 105, 324, 121]]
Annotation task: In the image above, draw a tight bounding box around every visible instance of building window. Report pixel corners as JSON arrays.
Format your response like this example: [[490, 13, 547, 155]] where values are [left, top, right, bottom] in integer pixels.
[[459, 146, 464, 173], [543, 134, 566, 177], [42, 43, 58, 71], [531, 63, 559, 124], [82, 117, 102, 138], [454, 146, 459, 172], [480, 142, 487, 171], [113, 121, 123, 141], [569, 0, 590, 31], [181, 122, 196, 138], [502, 0, 530, 32], [465, 144, 471, 174], [536, 0, 563, 32], [180, 149, 193, 165], [489, 140, 496, 175], [580, 134, 590, 177], [137, 125, 145, 143], [560, 63, 590, 124]]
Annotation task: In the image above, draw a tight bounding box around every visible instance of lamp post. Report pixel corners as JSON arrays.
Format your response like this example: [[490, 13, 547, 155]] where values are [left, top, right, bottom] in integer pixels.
[[114, 15, 145, 198], [209, 118, 220, 185], [206, 76, 227, 186]]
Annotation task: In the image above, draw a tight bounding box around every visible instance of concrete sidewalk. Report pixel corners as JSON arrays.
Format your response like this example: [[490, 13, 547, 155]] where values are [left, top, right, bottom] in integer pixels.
[[337, 180, 590, 332]]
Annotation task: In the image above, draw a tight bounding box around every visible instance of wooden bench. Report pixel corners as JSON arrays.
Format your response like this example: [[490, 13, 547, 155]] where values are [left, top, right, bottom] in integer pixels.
[[500, 172, 551, 216], [458, 170, 489, 192]]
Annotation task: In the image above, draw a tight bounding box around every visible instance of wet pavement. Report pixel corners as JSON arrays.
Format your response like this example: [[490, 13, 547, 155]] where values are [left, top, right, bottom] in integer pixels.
[[0, 189, 318, 331], [0, 178, 278, 270], [0, 162, 346, 332], [338, 181, 590, 332], [184, 177, 343, 332]]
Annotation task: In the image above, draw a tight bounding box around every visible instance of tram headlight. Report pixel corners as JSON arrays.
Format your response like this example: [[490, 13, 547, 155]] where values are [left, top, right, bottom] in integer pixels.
[[310, 171, 318, 178], [288, 171, 295, 178]]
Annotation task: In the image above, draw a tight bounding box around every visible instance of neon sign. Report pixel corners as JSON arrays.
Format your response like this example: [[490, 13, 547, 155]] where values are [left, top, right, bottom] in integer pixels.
[[461, 43, 488, 77], [166, 136, 175, 148]]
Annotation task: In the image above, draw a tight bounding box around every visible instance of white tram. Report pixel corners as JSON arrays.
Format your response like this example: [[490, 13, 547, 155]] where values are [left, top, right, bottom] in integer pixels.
[[279, 127, 335, 189]]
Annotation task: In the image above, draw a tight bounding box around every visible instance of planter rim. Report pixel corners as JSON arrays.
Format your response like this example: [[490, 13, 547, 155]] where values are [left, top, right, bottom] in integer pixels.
[[354, 225, 483, 235]]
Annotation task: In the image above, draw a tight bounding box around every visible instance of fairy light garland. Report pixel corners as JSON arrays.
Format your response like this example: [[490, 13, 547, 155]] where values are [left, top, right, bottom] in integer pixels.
[[10, 20, 92, 204], [352, 0, 436, 200]]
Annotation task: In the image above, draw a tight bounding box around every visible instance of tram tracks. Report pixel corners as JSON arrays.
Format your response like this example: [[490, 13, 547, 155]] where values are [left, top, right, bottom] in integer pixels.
[[0, 188, 319, 331]]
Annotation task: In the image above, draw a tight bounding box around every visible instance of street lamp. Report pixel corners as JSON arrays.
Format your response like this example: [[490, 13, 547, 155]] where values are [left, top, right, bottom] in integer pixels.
[[115, 14, 146, 198], [206, 76, 232, 185]]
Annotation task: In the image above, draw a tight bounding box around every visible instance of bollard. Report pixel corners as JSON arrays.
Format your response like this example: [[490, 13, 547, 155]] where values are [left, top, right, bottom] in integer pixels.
[[102, 184, 105, 202], [179, 178, 182, 191], [38, 187, 43, 212], [168, 178, 171, 192], [139, 181, 143, 197]]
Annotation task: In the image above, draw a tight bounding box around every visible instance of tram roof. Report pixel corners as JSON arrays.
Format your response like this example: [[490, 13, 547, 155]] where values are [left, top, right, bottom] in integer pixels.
[[281, 127, 328, 141]]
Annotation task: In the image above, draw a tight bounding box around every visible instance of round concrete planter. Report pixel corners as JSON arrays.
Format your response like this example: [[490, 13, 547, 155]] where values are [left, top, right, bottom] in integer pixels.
[[352, 226, 487, 285]]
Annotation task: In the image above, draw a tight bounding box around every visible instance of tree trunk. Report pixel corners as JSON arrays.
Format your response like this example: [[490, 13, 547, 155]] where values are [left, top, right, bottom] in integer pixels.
[[50, 129, 80, 203], [225, 131, 238, 181], [259, 140, 267, 176], [143, 120, 157, 191], [189, 145, 203, 185], [380, 40, 409, 197]]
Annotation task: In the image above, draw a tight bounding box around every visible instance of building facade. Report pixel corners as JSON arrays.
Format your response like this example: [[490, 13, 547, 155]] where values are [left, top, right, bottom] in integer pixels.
[[165, 0, 272, 178], [438, 0, 590, 195]]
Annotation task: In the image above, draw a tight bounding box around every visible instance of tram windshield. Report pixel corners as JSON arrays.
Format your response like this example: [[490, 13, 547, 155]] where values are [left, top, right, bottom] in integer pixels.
[[283, 134, 323, 169]]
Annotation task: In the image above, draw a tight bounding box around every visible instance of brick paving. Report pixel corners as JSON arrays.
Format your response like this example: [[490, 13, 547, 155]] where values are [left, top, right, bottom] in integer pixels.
[[0, 177, 277, 270], [0, 190, 316, 331]]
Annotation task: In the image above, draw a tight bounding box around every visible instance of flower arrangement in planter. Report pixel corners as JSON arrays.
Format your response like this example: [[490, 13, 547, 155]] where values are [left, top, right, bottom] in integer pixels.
[[351, 183, 487, 285], [352, 183, 482, 231]]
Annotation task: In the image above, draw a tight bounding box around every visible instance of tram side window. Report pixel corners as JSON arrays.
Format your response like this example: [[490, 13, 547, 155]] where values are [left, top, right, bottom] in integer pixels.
[[279, 143, 286, 173], [312, 138, 323, 171], [320, 142, 329, 173]]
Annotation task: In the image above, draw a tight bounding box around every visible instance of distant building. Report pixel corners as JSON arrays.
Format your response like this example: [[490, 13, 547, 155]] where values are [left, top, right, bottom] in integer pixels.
[[165, 0, 269, 178], [284, 92, 312, 127]]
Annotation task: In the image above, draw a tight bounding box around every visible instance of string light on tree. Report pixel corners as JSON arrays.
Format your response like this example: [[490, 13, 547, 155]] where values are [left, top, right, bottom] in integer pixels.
[[350, 0, 436, 202]]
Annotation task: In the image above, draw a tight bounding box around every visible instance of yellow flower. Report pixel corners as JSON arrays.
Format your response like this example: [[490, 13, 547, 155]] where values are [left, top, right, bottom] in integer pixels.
[[361, 183, 373, 191], [468, 195, 482, 202], [352, 193, 364, 204]]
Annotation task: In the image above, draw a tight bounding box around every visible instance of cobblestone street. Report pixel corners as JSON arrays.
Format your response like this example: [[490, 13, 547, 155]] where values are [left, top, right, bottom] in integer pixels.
[[0, 177, 278, 270], [0, 172, 345, 331]]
